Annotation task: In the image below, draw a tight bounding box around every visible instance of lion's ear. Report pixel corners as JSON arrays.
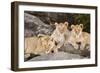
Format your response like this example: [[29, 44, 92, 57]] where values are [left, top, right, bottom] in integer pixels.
[[54, 22, 58, 26], [64, 22, 68, 26], [71, 24, 75, 29], [80, 24, 83, 29]]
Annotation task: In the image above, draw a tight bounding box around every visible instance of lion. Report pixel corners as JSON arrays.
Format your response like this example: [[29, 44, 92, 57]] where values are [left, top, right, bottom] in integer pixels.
[[68, 24, 90, 51], [51, 22, 69, 53], [24, 34, 56, 59]]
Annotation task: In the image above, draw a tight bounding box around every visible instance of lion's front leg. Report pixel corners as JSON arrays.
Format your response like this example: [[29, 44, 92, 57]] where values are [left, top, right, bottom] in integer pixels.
[[55, 42, 63, 53], [68, 38, 79, 50], [73, 43, 79, 50], [80, 43, 86, 50], [80, 43, 90, 51], [54, 47, 59, 53], [69, 41, 79, 50], [24, 53, 30, 58]]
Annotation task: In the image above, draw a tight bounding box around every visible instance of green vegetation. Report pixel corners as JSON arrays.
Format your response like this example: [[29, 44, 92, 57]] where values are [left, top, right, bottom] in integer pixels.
[[73, 14, 90, 33]]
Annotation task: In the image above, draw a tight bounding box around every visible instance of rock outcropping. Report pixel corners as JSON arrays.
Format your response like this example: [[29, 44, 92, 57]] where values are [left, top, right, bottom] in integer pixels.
[[24, 13, 54, 37], [28, 52, 84, 61]]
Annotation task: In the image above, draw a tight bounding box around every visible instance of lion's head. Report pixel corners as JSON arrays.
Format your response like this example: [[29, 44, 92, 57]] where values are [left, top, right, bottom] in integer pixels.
[[71, 24, 83, 36], [54, 22, 68, 33]]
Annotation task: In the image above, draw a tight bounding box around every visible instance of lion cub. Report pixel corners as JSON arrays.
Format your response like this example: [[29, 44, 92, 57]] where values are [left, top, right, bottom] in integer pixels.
[[51, 22, 69, 53], [68, 24, 90, 50], [24, 35, 56, 58]]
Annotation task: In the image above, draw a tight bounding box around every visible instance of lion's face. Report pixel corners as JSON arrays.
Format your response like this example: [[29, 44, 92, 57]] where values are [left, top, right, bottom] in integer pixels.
[[55, 22, 68, 33], [70, 24, 84, 50], [71, 24, 83, 36]]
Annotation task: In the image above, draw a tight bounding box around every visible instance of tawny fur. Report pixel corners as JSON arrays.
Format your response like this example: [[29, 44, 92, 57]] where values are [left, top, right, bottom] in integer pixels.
[[51, 22, 69, 53], [24, 21, 69, 58], [68, 24, 90, 50], [25, 35, 56, 57]]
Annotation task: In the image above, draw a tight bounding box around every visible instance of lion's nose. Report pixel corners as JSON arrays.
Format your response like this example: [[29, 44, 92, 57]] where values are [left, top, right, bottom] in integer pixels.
[[76, 42, 81, 45]]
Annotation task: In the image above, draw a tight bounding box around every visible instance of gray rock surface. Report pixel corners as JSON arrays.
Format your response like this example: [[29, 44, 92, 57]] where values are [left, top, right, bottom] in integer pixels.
[[28, 52, 84, 61], [59, 44, 90, 57], [24, 13, 54, 37]]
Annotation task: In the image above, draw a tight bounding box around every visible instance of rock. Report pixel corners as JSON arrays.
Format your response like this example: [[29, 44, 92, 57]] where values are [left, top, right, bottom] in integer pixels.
[[25, 11, 68, 24], [24, 13, 54, 37], [24, 29, 34, 37], [59, 44, 90, 58], [28, 52, 84, 61], [59, 44, 81, 54]]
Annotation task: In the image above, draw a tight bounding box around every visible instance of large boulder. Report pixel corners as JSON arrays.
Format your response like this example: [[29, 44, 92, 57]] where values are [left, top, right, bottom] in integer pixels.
[[24, 13, 54, 37], [28, 52, 84, 61], [59, 44, 90, 58]]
